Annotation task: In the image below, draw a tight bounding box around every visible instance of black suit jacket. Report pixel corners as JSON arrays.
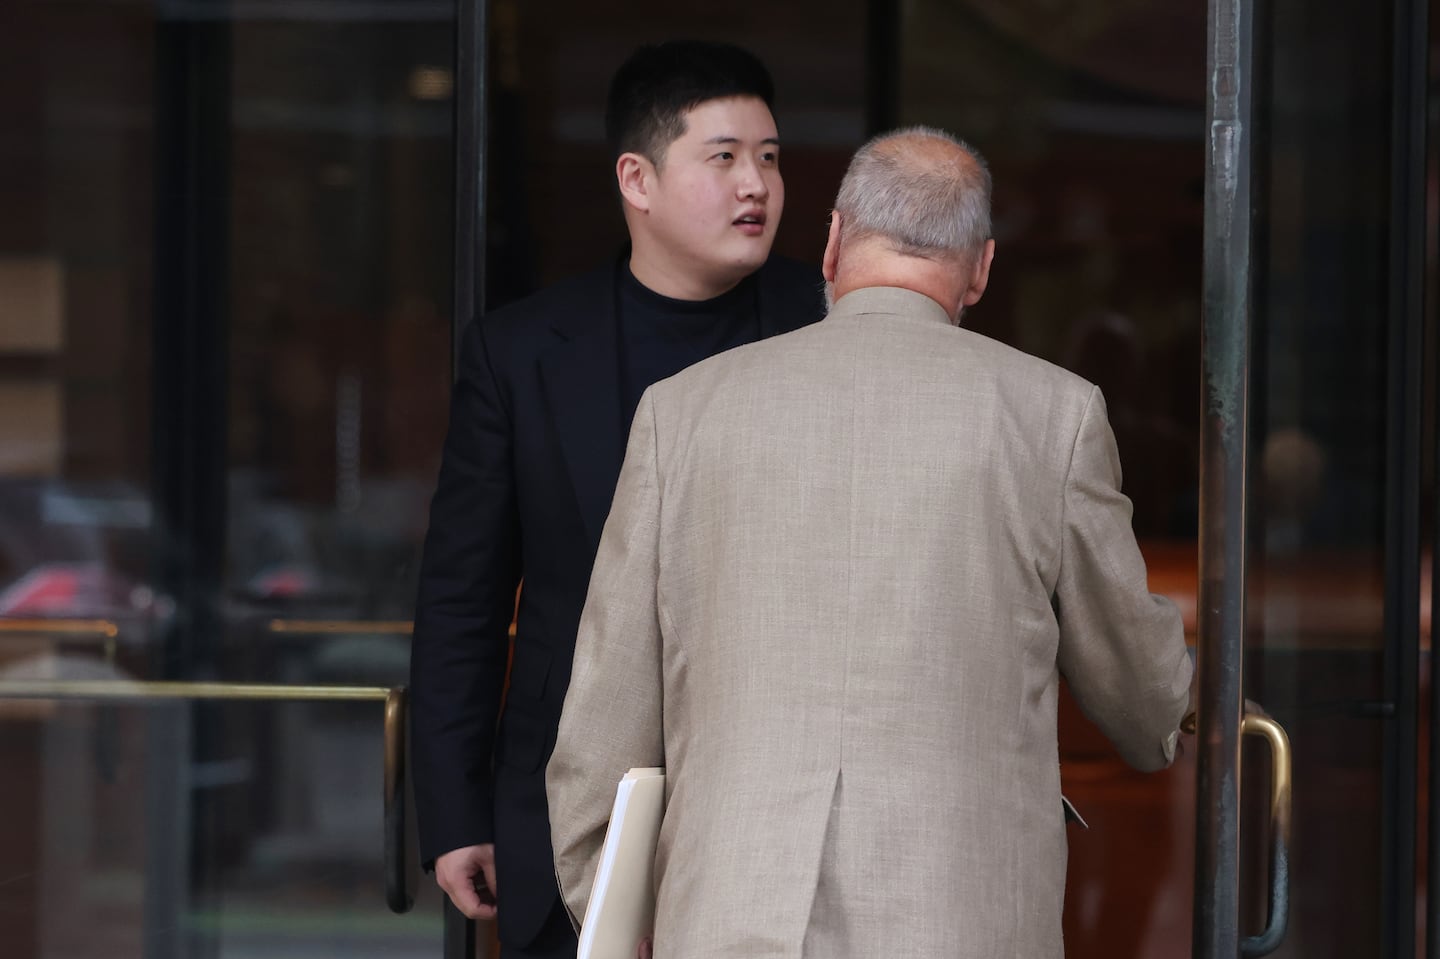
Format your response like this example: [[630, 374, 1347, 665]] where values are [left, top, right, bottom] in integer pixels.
[[411, 254, 824, 946]]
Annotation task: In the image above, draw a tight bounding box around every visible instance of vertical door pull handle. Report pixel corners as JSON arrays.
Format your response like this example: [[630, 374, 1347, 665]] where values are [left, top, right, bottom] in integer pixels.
[[1240, 710, 1292, 958]]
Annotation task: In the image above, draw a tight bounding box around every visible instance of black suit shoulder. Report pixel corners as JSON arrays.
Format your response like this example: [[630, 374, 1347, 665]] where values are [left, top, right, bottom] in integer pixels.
[[463, 264, 614, 363], [462, 254, 822, 371], [446, 262, 610, 406], [482, 265, 612, 332]]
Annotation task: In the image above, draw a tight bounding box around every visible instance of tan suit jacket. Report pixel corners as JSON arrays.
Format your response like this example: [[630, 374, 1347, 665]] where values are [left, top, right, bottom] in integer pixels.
[[548, 286, 1193, 958]]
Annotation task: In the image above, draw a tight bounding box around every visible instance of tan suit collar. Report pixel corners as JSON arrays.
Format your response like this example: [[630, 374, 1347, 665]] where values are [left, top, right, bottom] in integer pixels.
[[828, 286, 953, 326]]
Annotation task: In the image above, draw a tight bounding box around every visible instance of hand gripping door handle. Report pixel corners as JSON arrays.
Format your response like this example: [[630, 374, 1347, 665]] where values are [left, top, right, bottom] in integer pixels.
[[1239, 709, 1292, 958]]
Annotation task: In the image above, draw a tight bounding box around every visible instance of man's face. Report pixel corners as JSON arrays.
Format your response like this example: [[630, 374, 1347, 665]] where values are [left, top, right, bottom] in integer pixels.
[[641, 96, 783, 292]]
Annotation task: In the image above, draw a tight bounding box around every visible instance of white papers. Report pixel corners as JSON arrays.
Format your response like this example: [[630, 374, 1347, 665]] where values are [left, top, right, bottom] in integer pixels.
[[1061, 794, 1089, 829], [577, 767, 666, 959]]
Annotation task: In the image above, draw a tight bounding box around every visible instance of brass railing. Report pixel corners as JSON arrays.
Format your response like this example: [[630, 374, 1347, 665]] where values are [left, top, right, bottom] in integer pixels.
[[264, 619, 515, 638], [267, 619, 414, 636], [0, 679, 416, 914], [0, 618, 118, 637], [0, 618, 120, 664], [0, 617, 421, 666]]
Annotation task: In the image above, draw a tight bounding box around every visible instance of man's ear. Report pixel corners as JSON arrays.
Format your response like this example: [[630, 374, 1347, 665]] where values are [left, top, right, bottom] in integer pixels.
[[616, 153, 653, 213], [961, 238, 996, 307], [821, 211, 843, 283]]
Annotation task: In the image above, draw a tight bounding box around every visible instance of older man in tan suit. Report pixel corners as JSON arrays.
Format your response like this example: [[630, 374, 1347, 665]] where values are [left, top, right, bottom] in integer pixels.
[[547, 127, 1193, 958]]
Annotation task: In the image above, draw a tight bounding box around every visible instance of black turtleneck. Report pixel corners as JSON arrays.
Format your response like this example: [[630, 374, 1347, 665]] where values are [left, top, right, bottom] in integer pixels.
[[616, 265, 760, 428]]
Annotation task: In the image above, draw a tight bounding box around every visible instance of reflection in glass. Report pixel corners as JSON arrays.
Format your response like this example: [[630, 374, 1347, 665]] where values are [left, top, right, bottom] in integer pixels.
[[1, 1, 452, 954], [0, 699, 442, 958]]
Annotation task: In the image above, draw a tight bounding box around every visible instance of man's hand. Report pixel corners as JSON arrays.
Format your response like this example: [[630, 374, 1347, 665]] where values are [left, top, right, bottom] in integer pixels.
[[435, 844, 498, 920], [637, 936, 653, 959]]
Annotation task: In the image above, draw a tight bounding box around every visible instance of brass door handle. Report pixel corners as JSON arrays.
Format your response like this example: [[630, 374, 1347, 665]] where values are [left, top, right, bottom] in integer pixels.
[[381, 685, 413, 914], [1240, 709, 1292, 958], [0, 680, 416, 914], [1179, 705, 1291, 956]]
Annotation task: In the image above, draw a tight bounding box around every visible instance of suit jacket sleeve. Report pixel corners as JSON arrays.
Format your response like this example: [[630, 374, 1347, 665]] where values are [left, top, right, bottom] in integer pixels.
[[1054, 386, 1194, 771], [547, 388, 666, 927], [410, 317, 522, 864]]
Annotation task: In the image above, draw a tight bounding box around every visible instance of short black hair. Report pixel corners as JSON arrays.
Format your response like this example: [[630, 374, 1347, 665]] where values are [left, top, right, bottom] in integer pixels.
[[605, 40, 775, 165]]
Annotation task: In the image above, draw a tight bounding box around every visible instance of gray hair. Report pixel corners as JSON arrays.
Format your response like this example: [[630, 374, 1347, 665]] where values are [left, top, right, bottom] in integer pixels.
[[833, 126, 992, 260]]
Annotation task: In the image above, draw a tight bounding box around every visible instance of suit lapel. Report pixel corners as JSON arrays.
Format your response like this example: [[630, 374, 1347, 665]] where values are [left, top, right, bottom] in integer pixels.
[[537, 265, 625, 552]]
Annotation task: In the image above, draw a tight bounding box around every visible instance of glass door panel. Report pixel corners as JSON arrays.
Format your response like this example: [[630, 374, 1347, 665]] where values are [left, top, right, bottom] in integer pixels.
[[0, 0, 455, 954], [1239, 0, 1429, 954], [1190, 0, 1433, 954]]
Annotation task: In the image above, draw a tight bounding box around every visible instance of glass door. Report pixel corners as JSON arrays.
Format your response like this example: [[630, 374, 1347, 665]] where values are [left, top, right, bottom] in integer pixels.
[[1193, 0, 1434, 957], [0, 1, 457, 955]]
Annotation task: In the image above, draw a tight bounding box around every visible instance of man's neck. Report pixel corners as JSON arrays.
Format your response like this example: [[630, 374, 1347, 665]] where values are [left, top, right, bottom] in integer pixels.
[[830, 252, 965, 323], [627, 251, 746, 302]]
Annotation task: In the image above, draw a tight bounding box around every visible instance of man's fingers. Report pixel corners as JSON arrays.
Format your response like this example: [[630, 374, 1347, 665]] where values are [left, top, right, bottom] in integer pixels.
[[440, 875, 480, 921], [438, 873, 496, 920], [435, 845, 499, 921], [479, 857, 499, 902], [637, 936, 654, 959]]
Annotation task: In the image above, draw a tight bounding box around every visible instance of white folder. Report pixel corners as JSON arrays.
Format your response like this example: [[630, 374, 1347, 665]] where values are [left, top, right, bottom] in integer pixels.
[[577, 767, 667, 959]]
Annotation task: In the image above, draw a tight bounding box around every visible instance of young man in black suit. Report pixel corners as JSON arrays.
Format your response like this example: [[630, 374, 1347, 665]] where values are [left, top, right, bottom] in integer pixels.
[[410, 40, 826, 958]]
